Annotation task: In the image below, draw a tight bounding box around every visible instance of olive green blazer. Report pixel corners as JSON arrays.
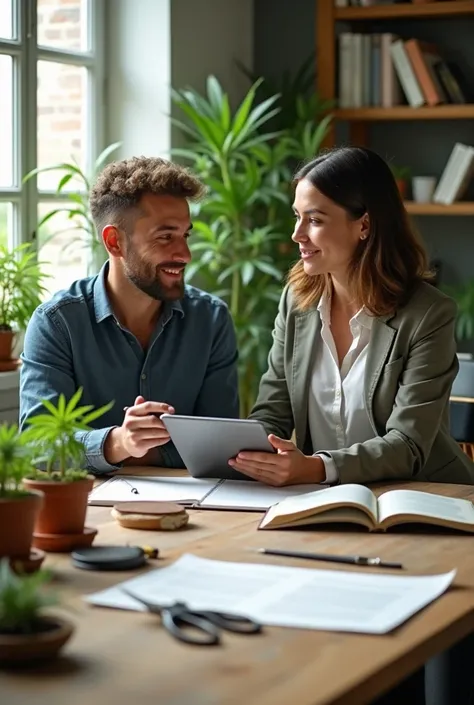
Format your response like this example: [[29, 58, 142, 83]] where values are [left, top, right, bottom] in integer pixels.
[[249, 282, 474, 485]]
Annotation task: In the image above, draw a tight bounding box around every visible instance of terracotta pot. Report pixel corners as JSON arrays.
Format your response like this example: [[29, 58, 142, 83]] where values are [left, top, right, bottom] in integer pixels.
[[396, 178, 408, 199], [0, 491, 44, 558], [0, 330, 14, 361], [23, 476, 94, 535], [0, 616, 74, 665]]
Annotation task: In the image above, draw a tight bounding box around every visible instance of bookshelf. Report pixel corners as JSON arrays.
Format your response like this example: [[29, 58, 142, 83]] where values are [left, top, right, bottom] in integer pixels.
[[316, 0, 474, 216]]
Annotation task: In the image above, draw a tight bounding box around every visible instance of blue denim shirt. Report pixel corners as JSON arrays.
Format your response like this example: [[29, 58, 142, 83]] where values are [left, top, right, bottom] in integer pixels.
[[19, 264, 239, 473]]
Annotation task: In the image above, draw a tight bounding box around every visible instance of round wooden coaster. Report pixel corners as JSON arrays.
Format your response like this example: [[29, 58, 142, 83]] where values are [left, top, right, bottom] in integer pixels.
[[111, 502, 189, 531], [113, 501, 184, 516]]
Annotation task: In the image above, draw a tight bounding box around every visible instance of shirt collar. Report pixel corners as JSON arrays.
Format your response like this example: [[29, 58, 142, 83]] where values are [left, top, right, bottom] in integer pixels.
[[93, 261, 185, 323], [317, 291, 373, 330]]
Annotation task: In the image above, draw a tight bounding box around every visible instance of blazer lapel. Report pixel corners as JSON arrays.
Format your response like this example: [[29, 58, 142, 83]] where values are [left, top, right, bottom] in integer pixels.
[[365, 316, 396, 428], [292, 309, 321, 447]]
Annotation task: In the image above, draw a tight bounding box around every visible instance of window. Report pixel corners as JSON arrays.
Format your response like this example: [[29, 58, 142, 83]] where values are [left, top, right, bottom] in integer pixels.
[[0, 0, 103, 298]]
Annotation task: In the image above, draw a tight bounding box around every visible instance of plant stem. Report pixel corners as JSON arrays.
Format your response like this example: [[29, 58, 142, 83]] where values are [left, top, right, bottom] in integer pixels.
[[220, 156, 242, 320]]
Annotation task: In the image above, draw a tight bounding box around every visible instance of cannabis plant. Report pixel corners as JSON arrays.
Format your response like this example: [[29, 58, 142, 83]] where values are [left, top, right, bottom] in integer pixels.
[[0, 558, 56, 635], [24, 388, 113, 481], [0, 424, 34, 498]]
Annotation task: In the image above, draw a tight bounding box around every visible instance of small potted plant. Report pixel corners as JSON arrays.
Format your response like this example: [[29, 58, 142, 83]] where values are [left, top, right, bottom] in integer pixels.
[[0, 558, 74, 666], [390, 164, 411, 200], [443, 279, 474, 344], [0, 243, 49, 371], [0, 424, 44, 568], [23, 388, 113, 552]]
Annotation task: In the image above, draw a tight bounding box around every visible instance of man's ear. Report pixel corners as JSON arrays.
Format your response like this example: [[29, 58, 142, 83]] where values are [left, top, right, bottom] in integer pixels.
[[102, 225, 123, 257]]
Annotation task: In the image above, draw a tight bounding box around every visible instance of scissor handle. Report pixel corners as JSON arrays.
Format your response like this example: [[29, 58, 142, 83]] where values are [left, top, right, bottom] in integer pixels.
[[163, 605, 221, 646], [199, 610, 262, 634]]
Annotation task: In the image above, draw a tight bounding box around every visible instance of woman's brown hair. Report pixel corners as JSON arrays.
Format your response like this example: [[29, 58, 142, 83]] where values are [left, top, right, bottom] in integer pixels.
[[288, 146, 432, 316]]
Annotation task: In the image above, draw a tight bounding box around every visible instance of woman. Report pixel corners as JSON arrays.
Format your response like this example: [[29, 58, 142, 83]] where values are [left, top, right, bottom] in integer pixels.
[[229, 146, 474, 487]]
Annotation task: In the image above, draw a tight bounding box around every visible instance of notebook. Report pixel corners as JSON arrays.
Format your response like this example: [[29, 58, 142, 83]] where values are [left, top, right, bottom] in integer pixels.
[[259, 483, 474, 532], [88, 475, 323, 512]]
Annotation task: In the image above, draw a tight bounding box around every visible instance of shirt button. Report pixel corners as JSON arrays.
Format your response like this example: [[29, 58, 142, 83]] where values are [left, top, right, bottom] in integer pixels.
[[141, 373, 146, 380]]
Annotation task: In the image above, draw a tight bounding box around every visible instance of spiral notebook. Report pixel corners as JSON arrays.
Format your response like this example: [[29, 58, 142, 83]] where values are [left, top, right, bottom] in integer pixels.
[[88, 475, 322, 512]]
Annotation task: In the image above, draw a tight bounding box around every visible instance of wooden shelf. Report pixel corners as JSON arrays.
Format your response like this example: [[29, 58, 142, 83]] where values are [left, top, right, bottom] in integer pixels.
[[335, 0, 474, 21], [405, 201, 474, 215], [334, 105, 474, 120]]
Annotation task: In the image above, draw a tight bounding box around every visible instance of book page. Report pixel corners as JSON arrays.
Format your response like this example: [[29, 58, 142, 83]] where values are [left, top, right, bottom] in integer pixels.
[[86, 553, 456, 635], [200, 480, 322, 511], [88, 475, 218, 506], [260, 483, 378, 529], [378, 489, 474, 528]]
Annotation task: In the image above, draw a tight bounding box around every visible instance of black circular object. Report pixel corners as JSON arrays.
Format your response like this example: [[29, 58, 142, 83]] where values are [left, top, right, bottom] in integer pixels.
[[71, 545, 146, 571]]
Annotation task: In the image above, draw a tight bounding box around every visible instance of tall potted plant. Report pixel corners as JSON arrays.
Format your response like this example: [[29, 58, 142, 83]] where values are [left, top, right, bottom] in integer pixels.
[[0, 243, 49, 370], [23, 143, 121, 275], [23, 388, 113, 552], [171, 75, 331, 415], [0, 424, 43, 565], [0, 559, 74, 666]]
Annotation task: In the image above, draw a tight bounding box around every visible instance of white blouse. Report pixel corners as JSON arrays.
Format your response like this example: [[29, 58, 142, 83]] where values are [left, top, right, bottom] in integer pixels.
[[308, 293, 375, 484]]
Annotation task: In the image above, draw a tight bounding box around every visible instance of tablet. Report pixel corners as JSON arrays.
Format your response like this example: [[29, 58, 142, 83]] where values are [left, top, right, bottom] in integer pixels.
[[160, 414, 274, 480]]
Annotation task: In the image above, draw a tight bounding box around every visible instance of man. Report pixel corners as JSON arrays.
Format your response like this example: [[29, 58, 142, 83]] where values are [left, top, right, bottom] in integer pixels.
[[20, 156, 239, 472]]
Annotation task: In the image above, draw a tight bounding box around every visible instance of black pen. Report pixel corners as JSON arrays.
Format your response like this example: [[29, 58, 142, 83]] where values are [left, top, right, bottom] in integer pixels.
[[257, 548, 403, 570]]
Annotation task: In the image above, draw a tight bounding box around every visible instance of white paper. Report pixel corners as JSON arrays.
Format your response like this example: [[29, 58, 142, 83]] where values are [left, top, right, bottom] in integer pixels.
[[261, 483, 377, 528], [201, 480, 324, 510], [88, 475, 217, 506], [85, 553, 456, 634], [378, 489, 474, 526]]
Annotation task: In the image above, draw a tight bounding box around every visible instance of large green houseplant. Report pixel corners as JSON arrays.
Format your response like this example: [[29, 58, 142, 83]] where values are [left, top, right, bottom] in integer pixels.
[[444, 280, 474, 344], [0, 424, 43, 562], [172, 75, 331, 415], [23, 142, 121, 274], [23, 388, 113, 551], [0, 243, 49, 369], [0, 558, 74, 666]]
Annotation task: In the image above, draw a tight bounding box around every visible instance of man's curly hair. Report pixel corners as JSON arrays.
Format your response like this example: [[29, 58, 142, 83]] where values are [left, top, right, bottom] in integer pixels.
[[89, 156, 205, 235]]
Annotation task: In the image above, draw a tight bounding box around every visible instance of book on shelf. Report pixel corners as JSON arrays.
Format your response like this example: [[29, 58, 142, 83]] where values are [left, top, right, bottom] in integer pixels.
[[259, 483, 474, 532], [433, 142, 474, 205], [337, 32, 467, 108]]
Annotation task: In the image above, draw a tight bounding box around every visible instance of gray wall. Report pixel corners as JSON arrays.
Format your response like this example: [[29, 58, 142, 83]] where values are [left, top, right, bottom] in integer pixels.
[[254, 0, 474, 288]]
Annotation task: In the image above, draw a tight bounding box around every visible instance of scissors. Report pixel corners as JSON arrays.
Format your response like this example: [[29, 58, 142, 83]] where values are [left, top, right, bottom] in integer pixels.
[[123, 590, 262, 646]]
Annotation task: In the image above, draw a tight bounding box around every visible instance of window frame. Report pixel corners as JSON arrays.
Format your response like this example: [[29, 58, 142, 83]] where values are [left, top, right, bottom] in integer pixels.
[[0, 0, 104, 252]]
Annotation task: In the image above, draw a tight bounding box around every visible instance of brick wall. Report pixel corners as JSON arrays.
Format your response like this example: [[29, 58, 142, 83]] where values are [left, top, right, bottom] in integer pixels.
[[36, 0, 91, 296]]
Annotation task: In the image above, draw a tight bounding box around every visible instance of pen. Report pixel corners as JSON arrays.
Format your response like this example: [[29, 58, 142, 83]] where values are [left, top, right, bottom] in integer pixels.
[[257, 548, 404, 570]]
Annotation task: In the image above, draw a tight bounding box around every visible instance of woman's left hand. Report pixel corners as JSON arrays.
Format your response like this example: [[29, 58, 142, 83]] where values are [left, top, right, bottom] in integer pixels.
[[229, 434, 325, 486]]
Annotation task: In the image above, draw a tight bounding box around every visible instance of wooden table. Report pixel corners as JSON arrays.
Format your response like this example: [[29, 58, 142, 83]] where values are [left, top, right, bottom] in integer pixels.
[[3, 471, 474, 705]]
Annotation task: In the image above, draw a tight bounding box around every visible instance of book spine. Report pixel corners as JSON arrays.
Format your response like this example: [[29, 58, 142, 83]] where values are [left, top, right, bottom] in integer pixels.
[[390, 39, 425, 108], [433, 143, 467, 204], [404, 39, 443, 107]]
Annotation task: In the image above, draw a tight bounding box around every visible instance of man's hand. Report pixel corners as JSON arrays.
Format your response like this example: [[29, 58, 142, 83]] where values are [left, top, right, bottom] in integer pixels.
[[228, 434, 325, 486], [104, 396, 174, 465]]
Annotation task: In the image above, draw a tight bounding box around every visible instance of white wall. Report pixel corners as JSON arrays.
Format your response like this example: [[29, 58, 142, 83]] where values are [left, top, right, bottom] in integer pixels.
[[105, 0, 254, 159], [105, 0, 172, 159], [170, 0, 254, 108]]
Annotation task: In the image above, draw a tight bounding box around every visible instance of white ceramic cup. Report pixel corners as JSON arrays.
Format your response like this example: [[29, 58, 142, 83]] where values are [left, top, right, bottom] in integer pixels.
[[412, 176, 437, 203]]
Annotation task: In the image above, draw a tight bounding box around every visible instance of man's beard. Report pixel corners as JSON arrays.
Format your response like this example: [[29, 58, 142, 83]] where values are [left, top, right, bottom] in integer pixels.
[[124, 253, 185, 301]]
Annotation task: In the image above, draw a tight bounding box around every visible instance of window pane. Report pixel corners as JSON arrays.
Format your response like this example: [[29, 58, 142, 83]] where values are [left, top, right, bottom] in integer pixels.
[[37, 61, 88, 191], [0, 203, 14, 249], [0, 54, 13, 187], [37, 0, 89, 52], [0, 0, 13, 39], [38, 201, 89, 299]]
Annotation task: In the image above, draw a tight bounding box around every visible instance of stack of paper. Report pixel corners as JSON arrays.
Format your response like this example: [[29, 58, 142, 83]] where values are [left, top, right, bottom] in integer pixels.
[[85, 554, 456, 634]]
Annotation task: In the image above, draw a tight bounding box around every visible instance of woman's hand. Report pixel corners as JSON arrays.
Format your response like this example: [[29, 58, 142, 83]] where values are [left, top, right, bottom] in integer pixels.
[[229, 434, 325, 486]]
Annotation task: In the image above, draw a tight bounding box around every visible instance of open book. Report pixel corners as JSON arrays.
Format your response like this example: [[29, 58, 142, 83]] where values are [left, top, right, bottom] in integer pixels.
[[259, 483, 474, 532], [88, 475, 322, 512]]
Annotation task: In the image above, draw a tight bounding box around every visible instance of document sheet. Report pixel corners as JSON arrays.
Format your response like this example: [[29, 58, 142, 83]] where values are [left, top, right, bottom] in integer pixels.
[[88, 475, 321, 510], [85, 554, 456, 634]]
